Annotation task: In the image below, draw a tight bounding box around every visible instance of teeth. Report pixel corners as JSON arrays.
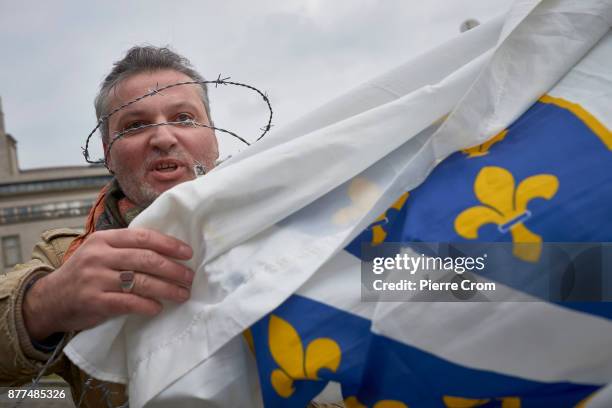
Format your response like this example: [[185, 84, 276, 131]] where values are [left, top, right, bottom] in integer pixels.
[[156, 163, 178, 171]]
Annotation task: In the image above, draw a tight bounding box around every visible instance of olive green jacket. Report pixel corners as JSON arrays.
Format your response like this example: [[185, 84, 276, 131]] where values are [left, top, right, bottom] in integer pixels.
[[0, 228, 127, 407]]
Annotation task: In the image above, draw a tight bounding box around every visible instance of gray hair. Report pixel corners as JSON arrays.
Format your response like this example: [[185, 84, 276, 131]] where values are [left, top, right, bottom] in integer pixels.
[[94, 45, 211, 142]]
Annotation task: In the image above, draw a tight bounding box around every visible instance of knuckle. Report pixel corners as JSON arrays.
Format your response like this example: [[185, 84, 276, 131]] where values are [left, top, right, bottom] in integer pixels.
[[134, 229, 150, 246], [136, 274, 151, 292], [90, 230, 109, 244], [155, 255, 167, 269], [82, 233, 108, 257], [87, 231, 101, 243], [79, 268, 95, 285], [82, 248, 102, 264], [141, 249, 156, 268], [144, 250, 166, 270]]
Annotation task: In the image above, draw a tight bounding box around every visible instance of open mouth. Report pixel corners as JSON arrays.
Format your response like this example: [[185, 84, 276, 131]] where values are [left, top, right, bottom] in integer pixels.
[[148, 159, 188, 181], [155, 162, 179, 172]]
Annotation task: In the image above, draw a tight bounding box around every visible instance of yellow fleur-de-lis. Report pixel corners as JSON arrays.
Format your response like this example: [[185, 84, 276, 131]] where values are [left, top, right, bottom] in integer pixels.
[[455, 166, 558, 262], [370, 192, 410, 246], [443, 396, 520, 408], [268, 315, 341, 398], [345, 396, 408, 408], [462, 130, 508, 158]]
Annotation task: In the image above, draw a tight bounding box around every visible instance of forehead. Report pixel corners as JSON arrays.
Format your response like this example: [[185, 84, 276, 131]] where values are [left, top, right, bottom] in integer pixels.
[[108, 69, 204, 112]]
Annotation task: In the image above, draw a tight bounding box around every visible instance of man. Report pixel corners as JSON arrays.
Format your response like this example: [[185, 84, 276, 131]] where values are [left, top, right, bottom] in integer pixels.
[[0, 46, 217, 407]]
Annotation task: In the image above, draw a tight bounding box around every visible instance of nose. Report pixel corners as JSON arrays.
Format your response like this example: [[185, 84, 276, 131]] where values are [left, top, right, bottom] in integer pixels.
[[149, 122, 178, 152]]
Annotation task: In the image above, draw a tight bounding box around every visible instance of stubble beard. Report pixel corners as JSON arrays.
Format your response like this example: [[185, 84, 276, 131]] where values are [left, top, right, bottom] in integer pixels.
[[114, 168, 163, 209], [113, 150, 197, 208]]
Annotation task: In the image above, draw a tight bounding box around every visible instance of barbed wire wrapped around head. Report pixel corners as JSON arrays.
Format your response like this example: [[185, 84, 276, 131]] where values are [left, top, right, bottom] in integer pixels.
[[82, 75, 273, 168]]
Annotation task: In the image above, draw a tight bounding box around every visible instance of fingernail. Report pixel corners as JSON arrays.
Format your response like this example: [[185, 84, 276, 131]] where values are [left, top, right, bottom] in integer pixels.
[[185, 268, 195, 285], [180, 245, 193, 258], [179, 288, 190, 301]]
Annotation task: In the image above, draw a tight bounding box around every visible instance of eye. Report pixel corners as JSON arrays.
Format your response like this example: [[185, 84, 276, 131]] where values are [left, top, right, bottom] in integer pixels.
[[176, 113, 194, 123], [123, 120, 148, 132]]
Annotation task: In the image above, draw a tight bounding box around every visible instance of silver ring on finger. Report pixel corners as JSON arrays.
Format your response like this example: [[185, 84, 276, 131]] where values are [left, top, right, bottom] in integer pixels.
[[119, 271, 136, 293]]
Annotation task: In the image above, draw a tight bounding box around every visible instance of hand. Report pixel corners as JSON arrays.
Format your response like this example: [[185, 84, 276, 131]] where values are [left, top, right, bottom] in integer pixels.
[[22, 228, 194, 342]]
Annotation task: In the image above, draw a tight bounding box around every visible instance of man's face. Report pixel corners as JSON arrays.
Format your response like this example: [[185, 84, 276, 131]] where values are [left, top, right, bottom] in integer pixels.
[[105, 70, 218, 207]]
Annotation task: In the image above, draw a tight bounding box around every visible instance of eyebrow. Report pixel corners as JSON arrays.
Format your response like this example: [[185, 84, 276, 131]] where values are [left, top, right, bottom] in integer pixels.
[[163, 100, 201, 112], [114, 109, 148, 123], [112, 100, 202, 124]]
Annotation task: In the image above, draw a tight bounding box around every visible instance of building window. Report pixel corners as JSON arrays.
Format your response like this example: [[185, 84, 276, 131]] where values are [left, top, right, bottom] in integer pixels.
[[2, 235, 22, 268], [0, 175, 112, 197], [0, 198, 96, 225]]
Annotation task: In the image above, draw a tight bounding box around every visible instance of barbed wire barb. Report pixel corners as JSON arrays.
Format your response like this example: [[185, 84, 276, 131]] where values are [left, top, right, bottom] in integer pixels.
[[147, 82, 165, 97], [214, 73, 231, 87]]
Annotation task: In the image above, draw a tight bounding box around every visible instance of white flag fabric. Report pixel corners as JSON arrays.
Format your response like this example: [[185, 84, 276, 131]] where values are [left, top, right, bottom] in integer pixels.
[[64, 1, 612, 407]]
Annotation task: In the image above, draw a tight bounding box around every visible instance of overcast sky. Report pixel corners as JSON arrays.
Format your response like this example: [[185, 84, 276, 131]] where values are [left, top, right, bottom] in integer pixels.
[[0, 0, 513, 170]]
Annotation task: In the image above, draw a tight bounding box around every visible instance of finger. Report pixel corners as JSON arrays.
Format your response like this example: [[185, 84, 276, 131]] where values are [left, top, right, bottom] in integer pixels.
[[102, 228, 193, 260], [107, 248, 194, 287], [129, 272, 191, 303], [99, 292, 163, 317]]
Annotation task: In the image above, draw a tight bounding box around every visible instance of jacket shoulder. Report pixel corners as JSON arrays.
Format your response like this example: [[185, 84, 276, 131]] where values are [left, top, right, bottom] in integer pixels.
[[33, 228, 82, 269], [40, 228, 82, 242]]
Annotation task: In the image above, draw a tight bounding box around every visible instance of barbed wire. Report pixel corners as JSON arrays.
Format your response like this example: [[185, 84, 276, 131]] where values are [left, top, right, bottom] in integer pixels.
[[82, 75, 274, 169], [74, 376, 128, 408], [8, 76, 273, 408], [10, 339, 62, 408]]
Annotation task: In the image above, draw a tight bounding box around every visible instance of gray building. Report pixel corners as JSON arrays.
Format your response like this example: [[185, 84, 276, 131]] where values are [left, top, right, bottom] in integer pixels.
[[0, 96, 112, 273]]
